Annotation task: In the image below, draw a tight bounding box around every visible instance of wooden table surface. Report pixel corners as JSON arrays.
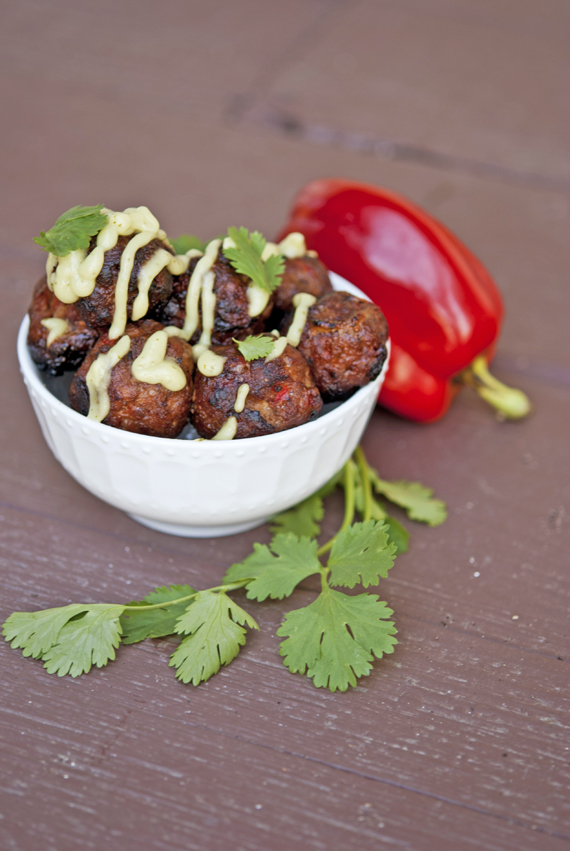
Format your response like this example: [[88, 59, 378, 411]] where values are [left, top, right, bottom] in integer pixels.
[[1, 2, 568, 849]]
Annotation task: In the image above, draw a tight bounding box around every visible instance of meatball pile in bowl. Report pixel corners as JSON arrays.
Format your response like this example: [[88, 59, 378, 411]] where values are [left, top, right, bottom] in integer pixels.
[[27, 206, 388, 442]]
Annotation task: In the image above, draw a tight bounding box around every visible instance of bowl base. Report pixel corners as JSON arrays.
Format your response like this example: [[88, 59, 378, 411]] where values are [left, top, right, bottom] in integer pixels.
[[128, 513, 269, 538]]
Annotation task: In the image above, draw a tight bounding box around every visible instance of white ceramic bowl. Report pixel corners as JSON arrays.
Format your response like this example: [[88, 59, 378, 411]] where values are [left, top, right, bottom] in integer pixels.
[[18, 273, 389, 537]]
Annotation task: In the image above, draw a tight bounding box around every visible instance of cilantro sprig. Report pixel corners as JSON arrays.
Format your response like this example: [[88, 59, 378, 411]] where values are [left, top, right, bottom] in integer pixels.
[[3, 446, 446, 692], [33, 205, 108, 256], [234, 334, 275, 361], [224, 226, 284, 293], [4, 581, 254, 684]]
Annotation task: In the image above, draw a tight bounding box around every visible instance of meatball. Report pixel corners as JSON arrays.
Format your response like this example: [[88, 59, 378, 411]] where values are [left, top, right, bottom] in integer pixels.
[[273, 255, 333, 312], [160, 251, 272, 344], [27, 276, 99, 374], [286, 291, 388, 399], [69, 319, 194, 438], [75, 235, 174, 328], [191, 339, 322, 439]]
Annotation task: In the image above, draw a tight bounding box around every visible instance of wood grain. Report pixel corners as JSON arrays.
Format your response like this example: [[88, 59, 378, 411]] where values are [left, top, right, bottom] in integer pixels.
[[1, 2, 569, 849]]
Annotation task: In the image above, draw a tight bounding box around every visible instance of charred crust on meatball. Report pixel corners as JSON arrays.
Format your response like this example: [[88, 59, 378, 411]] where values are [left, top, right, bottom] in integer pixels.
[[159, 254, 200, 329], [69, 319, 194, 438], [191, 341, 322, 439], [27, 276, 99, 374], [283, 291, 389, 400], [159, 251, 273, 344], [75, 235, 174, 329], [273, 255, 333, 312]]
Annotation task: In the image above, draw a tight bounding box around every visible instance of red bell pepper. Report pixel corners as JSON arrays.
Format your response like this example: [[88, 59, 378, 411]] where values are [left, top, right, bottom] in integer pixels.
[[277, 179, 530, 422]]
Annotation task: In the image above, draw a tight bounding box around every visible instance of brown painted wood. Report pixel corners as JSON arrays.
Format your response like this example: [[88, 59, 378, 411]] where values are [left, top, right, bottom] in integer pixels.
[[1, 2, 569, 849]]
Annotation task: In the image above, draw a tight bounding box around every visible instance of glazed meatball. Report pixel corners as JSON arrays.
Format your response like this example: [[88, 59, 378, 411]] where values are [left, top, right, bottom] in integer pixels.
[[74, 235, 174, 329], [191, 339, 322, 439], [285, 291, 389, 399], [160, 251, 272, 344], [273, 255, 332, 312], [69, 319, 194, 438], [27, 276, 99, 374]]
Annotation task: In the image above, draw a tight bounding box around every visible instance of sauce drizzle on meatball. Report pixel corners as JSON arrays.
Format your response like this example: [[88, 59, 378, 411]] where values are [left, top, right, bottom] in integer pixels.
[[40, 317, 69, 347], [46, 206, 195, 340], [166, 239, 221, 345], [86, 334, 131, 422], [279, 232, 307, 259], [265, 336, 288, 362], [197, 350, 227, 377], [131, 330, 187, 392], [132, 248, 185, 322], [212, 417, 238, 441], [234, 383, 250, 413], [286, 292, 317, 347]]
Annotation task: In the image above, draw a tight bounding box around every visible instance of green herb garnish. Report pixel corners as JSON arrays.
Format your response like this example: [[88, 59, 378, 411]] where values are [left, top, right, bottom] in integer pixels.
[[4, 603, 124, 677], [120, 584, 196, 644], [278, 590, 397, 692], [225, 534, 321, 602], [171, 234, 207, 255], [3, 446, 446, 691], [269, 492, 325, 538], [369, 474, 447, 526], [33, 205, 108, 257], [234, 334, 275, 361], [224, 226, 284, 293], [170, 590, 258, 685]]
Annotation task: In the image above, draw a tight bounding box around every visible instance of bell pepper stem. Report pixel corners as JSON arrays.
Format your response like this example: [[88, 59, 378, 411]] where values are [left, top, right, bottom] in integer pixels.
[[463, 355, 532, 420]]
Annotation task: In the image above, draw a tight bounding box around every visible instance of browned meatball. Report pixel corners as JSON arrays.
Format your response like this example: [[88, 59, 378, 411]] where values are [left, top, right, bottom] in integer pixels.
[[69, 319, 194, 438], [285, 291, 389, 399], [27, 276, 99, 374], [159, 254, 200, 329], [273, 255, 333, 312], [160, 252, 272, 344], [191, 340, 322, 439], [74, 235, 174, 329]]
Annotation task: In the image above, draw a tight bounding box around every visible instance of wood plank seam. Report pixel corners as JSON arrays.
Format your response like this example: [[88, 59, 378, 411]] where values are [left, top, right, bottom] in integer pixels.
[[232, 108, 570, 195]]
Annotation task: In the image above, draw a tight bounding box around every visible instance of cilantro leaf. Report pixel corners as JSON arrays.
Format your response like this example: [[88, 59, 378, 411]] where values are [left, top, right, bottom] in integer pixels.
[[234, 334, 275, 361], [270, 493, 324, 539], [370, 474, 447, 526], [120, 584, 196, 645], [225, 533, 321, 601], [327, 520, 396, 588], [41, 605, 124, 677], [383, 514, 410, 554], [171, 234, 206, 254], [340, 595, 397, 660], [33, 205, 107, 256], [3, 603, 94, 658], [170, 591, 258, 685], [224, 226, 284, 293], [263, 253, 286, 291], [277, 587, 397, 692]]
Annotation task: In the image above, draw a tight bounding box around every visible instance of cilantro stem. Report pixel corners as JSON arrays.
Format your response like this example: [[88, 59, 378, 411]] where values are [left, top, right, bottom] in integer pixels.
[[122, 580, 249, 612], [317, 458, 356, 558], [341, 456, 356, 531], [354, 446, 373, 523]]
